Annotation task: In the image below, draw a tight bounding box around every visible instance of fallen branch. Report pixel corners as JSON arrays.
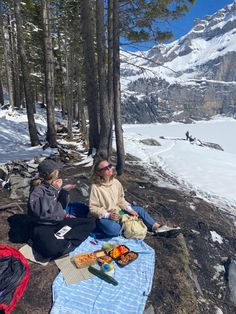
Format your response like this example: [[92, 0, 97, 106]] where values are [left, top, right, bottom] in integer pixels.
[[0, 202, 25, 212]]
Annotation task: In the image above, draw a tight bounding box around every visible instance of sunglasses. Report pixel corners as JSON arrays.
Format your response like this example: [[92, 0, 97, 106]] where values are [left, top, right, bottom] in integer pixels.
[[98, 163, 112, 172]]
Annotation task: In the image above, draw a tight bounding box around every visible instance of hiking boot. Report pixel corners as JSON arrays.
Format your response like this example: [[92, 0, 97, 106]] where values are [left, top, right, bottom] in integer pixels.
[[154, 225, 181, 238]]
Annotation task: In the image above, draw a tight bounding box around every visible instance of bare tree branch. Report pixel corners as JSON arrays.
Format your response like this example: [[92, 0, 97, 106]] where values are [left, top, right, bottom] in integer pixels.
[[120, 49, 178, 74]]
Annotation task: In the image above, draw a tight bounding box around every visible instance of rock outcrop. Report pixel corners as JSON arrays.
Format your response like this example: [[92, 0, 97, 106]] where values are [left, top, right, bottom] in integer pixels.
[[121, 1, 236, 123]]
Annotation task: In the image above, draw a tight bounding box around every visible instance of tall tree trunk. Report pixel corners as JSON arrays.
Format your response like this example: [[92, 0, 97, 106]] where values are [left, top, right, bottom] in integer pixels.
[[65, 36, 73, 138], [107, 0, 114, 158], [113, 0, 125, 175], [96, 0, 112, 160], [13, 0, 40, 146], [0, 77, 4, 108], [9, 14, 21, 109], [79, 104, 88, 142], [35, 79, 38, 103], [80, 0, 99, 155], [67, 65, 73, 139], [1, 14, 14, 108], [76, 58, 87, 141], [19, 74, 24, 108], [72, 52, 78, 122], [73, 94, 78, 122], [42, 0, 57, 147], [57, 29, 66, 118], [8, 14, 16, 108]]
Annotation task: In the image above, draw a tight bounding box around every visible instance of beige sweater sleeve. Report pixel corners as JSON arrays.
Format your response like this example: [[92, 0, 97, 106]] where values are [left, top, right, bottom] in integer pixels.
[[89, 184, 108, 219]]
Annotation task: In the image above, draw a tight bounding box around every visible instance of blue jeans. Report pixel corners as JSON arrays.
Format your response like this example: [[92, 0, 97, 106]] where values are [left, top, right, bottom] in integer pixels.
[[96, 206, 156, 237]]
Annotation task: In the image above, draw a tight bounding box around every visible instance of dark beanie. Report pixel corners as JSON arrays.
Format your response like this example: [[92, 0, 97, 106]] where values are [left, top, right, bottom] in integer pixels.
[[38, 159, 59, 177]]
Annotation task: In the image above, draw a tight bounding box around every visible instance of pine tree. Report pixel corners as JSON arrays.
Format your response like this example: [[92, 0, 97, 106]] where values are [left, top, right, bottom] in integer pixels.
[[80, 0, 99, 155], [0, 78, 4, 107], [120, 0, 195, 43], [0, 7, 14, 109], [96, 0, 112, 160], [42, 0, 57, 147], [13, 0, 40, 146], [113, 0, 125, 175]]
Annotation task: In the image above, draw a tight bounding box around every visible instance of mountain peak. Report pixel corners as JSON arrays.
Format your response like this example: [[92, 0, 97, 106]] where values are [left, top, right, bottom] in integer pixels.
[[121, 2, 236, 124]]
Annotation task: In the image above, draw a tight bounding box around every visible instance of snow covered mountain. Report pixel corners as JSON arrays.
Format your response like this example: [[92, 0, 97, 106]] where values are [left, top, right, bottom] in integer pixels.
[[121, 1, 236, 123]]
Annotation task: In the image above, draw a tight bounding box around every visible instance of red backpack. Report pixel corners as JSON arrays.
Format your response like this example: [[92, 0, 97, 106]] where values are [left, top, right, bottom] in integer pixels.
[[0, 245, 30, 314]]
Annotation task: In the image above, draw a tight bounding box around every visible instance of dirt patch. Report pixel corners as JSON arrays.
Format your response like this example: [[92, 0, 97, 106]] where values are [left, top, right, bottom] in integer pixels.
[[1, 158, 236, 313]]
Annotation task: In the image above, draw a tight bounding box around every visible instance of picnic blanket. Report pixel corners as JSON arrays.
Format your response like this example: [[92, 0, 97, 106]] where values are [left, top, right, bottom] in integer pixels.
[[51, 236, 155, 314]]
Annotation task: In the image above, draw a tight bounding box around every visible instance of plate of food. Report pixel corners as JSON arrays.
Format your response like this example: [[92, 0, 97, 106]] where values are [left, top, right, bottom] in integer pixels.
[[108, 245, 130, 259], [116, 251, 139, 267]]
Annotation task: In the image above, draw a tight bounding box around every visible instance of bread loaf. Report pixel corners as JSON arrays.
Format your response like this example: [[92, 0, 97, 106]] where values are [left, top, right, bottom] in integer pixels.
[[73, 253, 96, 268]]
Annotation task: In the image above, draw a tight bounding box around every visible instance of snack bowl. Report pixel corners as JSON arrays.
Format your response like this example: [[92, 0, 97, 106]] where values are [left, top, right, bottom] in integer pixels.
[[97, 255, 113, 265]]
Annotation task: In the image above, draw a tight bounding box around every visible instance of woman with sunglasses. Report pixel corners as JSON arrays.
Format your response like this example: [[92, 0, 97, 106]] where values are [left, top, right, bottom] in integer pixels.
[[28, 159, 95, 259], [89, 159, 167, 238]]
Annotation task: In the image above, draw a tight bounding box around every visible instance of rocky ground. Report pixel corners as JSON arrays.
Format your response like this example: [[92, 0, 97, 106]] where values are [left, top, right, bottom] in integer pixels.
[[1, 145, 236, 314]]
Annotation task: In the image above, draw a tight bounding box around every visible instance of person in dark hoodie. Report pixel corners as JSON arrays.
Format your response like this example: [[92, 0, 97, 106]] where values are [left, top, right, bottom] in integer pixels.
[[28, 159, 95, 259]]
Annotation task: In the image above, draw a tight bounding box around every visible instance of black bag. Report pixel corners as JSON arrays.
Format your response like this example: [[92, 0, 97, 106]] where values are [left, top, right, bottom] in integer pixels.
[[8, 214, 33, 243], [0, 245, 30, 314], [31, 217, 95, 259]]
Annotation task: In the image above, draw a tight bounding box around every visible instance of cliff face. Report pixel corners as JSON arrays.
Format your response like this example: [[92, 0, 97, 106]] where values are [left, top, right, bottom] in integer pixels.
[[121, 1, 236, 123]]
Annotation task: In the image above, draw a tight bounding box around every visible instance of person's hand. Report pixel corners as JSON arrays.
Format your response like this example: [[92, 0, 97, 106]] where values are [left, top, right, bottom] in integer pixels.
[[109, 211, 120, 221], [52, 178, 63, 189], [129, 210, 138, 217], [63, 184, 77, 191]]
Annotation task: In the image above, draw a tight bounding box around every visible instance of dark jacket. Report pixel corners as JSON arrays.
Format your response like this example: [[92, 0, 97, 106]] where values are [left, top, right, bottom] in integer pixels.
[[27, 182, 69, 225]]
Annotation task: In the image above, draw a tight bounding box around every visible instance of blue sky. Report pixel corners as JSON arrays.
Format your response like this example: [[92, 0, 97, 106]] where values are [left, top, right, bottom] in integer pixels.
[[123, 0, 234, 51]]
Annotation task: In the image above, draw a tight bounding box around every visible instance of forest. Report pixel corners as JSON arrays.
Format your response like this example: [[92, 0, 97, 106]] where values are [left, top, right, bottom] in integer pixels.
[[0, 0, 194, 173]]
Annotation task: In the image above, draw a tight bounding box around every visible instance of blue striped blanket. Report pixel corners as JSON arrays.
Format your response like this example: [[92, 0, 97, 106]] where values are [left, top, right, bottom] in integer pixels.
[[51, 236, 155, 314]]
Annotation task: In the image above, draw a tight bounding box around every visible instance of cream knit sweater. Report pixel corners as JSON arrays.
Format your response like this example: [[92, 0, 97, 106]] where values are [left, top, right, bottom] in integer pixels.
[[89, 178, 129, 219]]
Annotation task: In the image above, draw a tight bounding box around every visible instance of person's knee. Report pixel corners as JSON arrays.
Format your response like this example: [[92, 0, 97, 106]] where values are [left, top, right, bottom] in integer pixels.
[[107, 228, 120, 237], [96, 219, 121, 237], [132, 205, 144, 213], [106, 221, 121, 236]]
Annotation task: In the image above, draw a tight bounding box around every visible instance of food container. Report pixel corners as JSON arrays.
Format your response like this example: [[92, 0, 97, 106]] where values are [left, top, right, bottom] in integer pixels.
[[94, 249, 106, 258], [116, 251, 139, 267], [73, 253, 96, 269], [102, 242, 119, 253], [101, 262, 115, 276], [108, 245, 130, 259], [97, 255, 113, 265]]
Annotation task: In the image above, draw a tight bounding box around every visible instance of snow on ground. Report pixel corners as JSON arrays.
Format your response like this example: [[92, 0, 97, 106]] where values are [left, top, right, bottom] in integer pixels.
[[0, 107, 236, 213], [0, 107, 83, 164], [0, 108, 54, 163], [123, 117, 236, 212], [210, 231, 223, 244]]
